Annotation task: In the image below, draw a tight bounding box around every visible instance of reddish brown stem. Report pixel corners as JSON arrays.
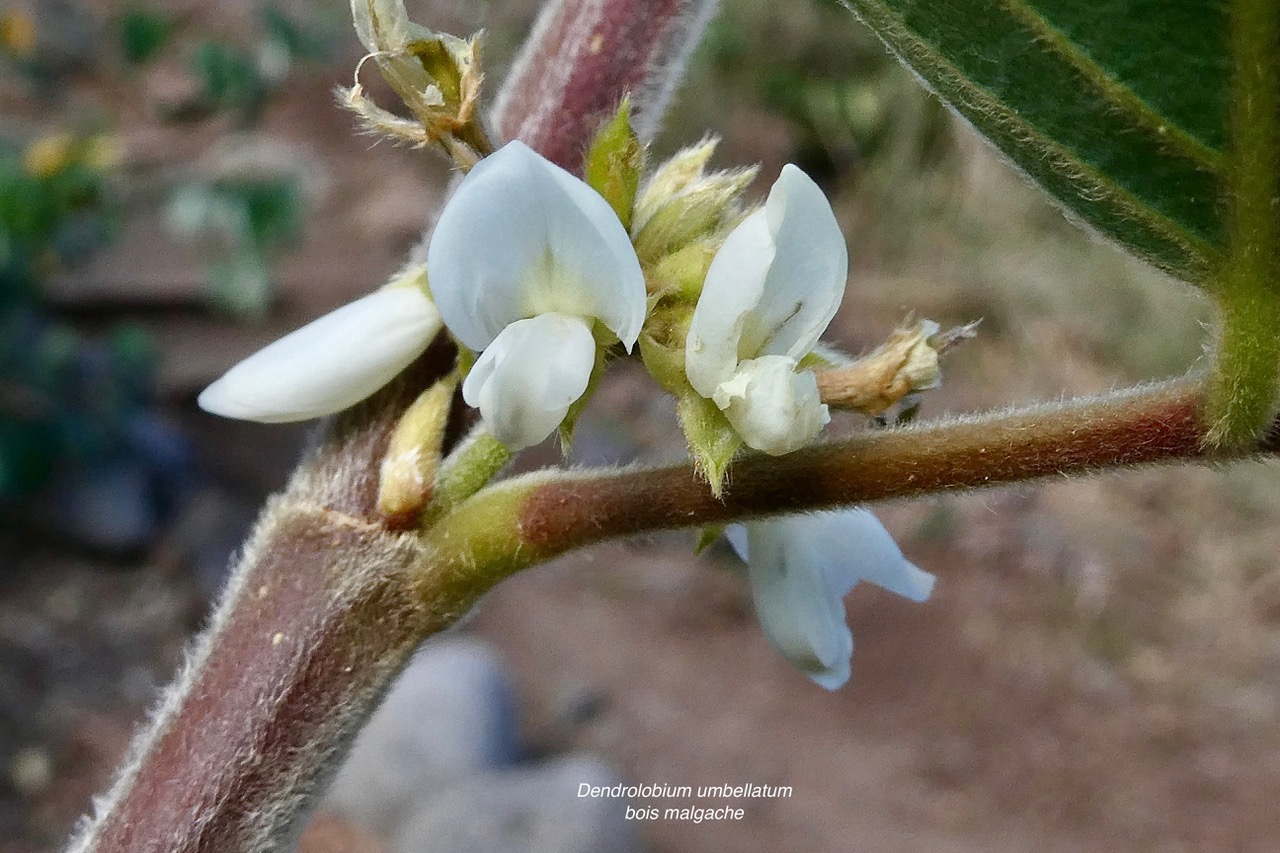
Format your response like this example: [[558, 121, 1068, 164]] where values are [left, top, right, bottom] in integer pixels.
[[492, 0, 719, 169], [65, 348, 469, 853], [517, 377, 1277, 558]]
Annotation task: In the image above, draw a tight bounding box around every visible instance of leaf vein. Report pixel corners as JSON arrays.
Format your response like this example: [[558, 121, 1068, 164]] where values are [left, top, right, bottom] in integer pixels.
[[1000, 0, 1225, 172], [842, 0, 1219, 282]]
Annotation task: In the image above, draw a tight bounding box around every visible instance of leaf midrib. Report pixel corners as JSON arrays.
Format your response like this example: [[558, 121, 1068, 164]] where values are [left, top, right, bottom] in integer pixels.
[[1000, 0, 1224, 172], [848, 0, 1220, 276]]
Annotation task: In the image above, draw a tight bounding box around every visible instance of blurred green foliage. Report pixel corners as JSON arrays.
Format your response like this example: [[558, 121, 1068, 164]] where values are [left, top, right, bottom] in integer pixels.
[[0, 2, 335, 500], [119, 8, 172, 66], [167, 177, 304, 317], [0, 137, 116, 298], [0, 137, 155, 498], [261, 6, 334, 64], [697, 2, 953, 186], [189, 40, 271, 121], [185, 5, 338, 123]]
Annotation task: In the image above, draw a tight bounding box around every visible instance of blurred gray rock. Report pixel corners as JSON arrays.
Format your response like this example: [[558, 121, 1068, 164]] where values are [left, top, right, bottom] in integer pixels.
[[391, 754, 641, 853], [325, 637, 520, 834], [56, 460, 158, 552]]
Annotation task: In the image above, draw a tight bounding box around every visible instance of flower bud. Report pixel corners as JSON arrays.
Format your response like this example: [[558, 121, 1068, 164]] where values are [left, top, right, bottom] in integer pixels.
[[631, 138, 757, 266], [814, 320, 975, 416], [342, 0, 484, 154]]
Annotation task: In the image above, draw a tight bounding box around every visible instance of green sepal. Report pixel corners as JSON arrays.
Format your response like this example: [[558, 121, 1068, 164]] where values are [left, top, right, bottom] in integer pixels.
[[637, 305, 693, 396], [454, 342, 476, 378], [798, 341, 852, 373], [422, 427, 512, 526], [646, 239, 718, 303], [638, 331, 685, 396], [406, 36, 466, 107], [694, 525, 726, 555], [677, 391, 741, 498], [582, 99, 645, 231]]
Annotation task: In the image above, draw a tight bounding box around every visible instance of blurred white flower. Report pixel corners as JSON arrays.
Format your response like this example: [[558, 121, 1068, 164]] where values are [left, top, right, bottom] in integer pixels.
[[198, 285, 441, 423], [428, 141, 646, 450], [727, 509, 934, 690], [685, 165, 847, 455]]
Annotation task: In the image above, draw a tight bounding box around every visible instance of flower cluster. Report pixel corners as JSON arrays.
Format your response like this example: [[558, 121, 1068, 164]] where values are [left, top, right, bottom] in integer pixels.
[[198, 126, 935, 689]]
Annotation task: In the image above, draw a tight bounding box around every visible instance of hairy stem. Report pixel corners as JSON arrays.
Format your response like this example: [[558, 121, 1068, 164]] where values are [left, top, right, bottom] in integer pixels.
[[1204, 0, 1280, 446], [505, 377, 1277, 560], [492, 0, 720, 168], [66, 345, 468, 853]]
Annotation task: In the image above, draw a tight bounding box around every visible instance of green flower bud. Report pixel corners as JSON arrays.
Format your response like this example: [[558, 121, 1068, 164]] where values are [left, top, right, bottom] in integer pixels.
[[646, 239, 719, 301], [631, 138, 757, 266]]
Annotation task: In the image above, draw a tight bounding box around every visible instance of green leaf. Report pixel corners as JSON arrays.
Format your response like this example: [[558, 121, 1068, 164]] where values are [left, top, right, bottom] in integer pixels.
[[842, 0, 1280, 445], [694, 525, 725, 554], [840, 0, 1228, 284]]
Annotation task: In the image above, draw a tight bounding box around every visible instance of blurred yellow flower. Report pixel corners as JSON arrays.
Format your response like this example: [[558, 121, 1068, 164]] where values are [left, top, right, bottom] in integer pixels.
[[0, 9, 36, 58], [23, 134, 119, 179], [23, 134, 76, 179]]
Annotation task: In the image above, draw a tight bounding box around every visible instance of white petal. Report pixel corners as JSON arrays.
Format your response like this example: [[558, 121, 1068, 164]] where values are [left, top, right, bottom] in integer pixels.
[[198, 288, 441, 423], [461, 312, 596, 450], [713, 355, 829, 455], [800, 509, 936, 603], [428, 141, 646, 351], [685, 207, 773, 399], [733, 509, 934, 690], [725, 523, 750, 559], [744, 165, 848, 360], [685, 165, 847, 401], [743, 517, 855, 690]]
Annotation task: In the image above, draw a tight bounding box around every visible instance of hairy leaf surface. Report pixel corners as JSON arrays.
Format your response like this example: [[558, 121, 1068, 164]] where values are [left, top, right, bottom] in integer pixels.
[[842, 0, 1230, 283]]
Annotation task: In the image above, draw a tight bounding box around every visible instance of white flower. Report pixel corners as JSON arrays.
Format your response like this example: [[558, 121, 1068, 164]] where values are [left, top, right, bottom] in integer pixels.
[[428, 141, 646, 450], [685, 165, 847, 455], [727, 509, 934, 690], [198, 285, 441, 423]]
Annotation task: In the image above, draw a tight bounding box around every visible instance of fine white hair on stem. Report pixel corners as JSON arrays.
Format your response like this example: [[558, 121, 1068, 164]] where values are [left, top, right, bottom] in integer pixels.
[[492, 0, 721, 165]]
